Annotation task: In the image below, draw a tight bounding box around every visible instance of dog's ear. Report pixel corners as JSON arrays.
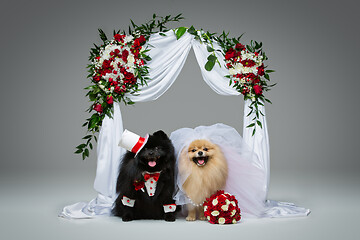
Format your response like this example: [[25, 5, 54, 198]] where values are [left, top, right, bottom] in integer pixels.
[[153, 130, 168, 140]]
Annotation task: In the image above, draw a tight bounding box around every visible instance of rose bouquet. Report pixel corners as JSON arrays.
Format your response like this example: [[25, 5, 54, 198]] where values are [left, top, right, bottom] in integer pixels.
[[203, 190, 241, 224]]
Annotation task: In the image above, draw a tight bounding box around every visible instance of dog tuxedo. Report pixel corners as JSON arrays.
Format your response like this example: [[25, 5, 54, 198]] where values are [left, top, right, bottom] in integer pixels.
[[121, 171, 176, 213], [143, 171, 160, 197]]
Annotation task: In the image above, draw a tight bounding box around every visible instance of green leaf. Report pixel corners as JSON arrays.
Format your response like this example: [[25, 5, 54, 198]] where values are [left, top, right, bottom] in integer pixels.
[[207, 54, 217, 61], [89, 93, 97, 101], [265, 70, 275, 73], [205, 60, 215, 71], [89, 143, 93, 150], [257, 120, 263, 128], [265, 98, 272, 104], [176, 27, 186, 39], [130, 19, 137, 29], [246, 45, 254, 52], [264, 73, 270, 80], [246, 123, 255, 128], [76, 144, 86, 149], [207, 45, 215, 52], [252, 128, 256, 136], [82, 135, 92, 140], [159, 32, 166, 36], [187, 25, 196, 35], [84, 148, 89, 157], [75, 149, 82, 154]]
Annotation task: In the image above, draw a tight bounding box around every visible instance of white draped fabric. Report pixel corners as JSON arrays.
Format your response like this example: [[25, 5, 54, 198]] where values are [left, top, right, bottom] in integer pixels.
[[59, 31, 309, 219]]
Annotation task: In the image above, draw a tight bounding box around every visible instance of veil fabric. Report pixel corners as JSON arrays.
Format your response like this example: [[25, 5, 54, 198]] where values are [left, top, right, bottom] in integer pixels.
[[170, 123, 267, 218]]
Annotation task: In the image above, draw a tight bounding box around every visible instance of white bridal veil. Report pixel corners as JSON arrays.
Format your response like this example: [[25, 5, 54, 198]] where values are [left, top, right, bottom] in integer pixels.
[[59, 31, 310, 219]]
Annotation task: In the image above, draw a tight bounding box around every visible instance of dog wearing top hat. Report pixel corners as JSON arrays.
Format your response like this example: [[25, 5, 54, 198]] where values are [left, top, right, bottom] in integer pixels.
[[112, 130, 177, 221]]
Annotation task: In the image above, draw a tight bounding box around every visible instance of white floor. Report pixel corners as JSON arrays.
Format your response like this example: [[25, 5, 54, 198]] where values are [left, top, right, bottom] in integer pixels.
[[1, 169, 359, 240]]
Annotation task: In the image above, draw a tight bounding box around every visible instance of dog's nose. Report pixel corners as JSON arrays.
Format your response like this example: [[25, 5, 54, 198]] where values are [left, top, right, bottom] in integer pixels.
[[198, 151, 203, 156]]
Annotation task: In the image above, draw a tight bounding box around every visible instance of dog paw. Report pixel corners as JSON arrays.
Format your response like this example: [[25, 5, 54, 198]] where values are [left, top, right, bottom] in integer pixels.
[[199, 216, 206, 221], [186, 216, 196, 221], [164, 214, 176, 222], [122, 215, 133, 222]]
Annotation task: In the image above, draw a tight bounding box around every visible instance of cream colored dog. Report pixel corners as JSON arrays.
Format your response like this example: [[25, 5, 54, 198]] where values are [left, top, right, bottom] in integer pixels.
[[178, 139, 228, 221]]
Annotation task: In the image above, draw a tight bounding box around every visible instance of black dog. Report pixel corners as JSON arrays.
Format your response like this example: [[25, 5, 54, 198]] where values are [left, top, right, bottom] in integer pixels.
[[112, 130, 177, 221]]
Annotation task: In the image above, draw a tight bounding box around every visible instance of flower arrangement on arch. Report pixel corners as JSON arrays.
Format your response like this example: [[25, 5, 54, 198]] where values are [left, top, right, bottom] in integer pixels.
[[182, 29, 276, 135], [76, 14, 184, 160]]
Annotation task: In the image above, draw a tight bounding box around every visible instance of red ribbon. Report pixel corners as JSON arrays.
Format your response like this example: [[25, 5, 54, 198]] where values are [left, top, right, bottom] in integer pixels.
[[144, 172, 160, 182], [131, 137, 146, 153]]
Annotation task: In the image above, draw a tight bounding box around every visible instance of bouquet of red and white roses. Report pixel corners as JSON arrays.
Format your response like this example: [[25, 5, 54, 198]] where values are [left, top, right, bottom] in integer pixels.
[[91, 33, 148, 108], [203, 190, 241, 224]]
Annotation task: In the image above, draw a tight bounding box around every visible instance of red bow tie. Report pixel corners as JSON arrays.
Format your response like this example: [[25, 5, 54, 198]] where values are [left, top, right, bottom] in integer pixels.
[[143, 172, 160, 182]]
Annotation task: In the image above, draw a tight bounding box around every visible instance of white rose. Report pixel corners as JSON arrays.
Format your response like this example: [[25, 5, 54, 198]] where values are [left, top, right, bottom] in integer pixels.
[[229, 68, 237, 75], [221, 205, 229, 211], [127, 55, 135, 64], [212, 199, 218, 206], [211, 210, 219, 216], [231, 210, 236, 217], [232, 219, 237, 224], [218, 217, 225, 224], [124, 35, 134, 43]]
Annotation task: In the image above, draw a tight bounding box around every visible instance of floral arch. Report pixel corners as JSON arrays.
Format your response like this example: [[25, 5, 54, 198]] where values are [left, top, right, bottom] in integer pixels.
[[60, 15, 309, 219]]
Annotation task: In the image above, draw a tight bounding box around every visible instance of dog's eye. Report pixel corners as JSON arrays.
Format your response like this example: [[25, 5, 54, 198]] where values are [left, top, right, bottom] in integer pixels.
[[191, 149, 196, 152], [203, 148, 208, 151]]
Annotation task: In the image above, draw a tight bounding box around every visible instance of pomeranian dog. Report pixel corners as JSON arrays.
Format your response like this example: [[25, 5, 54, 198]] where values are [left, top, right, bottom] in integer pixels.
[[178, 139, 228, 221], [112, 130, 177, 222]]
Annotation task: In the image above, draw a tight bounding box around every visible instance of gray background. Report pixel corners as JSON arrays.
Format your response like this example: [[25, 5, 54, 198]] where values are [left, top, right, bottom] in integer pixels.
[[0, 0, 359, 239]]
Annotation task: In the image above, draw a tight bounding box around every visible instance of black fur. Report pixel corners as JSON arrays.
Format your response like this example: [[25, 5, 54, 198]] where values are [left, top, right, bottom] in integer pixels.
[[112, 130, 177, 221]]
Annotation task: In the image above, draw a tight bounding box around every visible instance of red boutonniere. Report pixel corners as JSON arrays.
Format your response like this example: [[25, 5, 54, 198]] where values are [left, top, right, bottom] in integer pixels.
[[133, 180, 145, 191]]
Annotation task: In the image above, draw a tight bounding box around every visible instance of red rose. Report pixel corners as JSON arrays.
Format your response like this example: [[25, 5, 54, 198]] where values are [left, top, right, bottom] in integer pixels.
[[257, 64, 265, 76], [138, 35, 146, 44], [93, 104, 103, 113], [102, 59, 112, 69], [93, 75, 101, 82], [133, 39, 141, 48], [241, 59, 256, 68], [114, 34, 124, 42], [106, 95, 113, 104], [252, 77, 260, 84], [235, 43, 245, 51], [225, 48, 236, 60], [122, 49, 129, 62], [253, 85, 263, 95]]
